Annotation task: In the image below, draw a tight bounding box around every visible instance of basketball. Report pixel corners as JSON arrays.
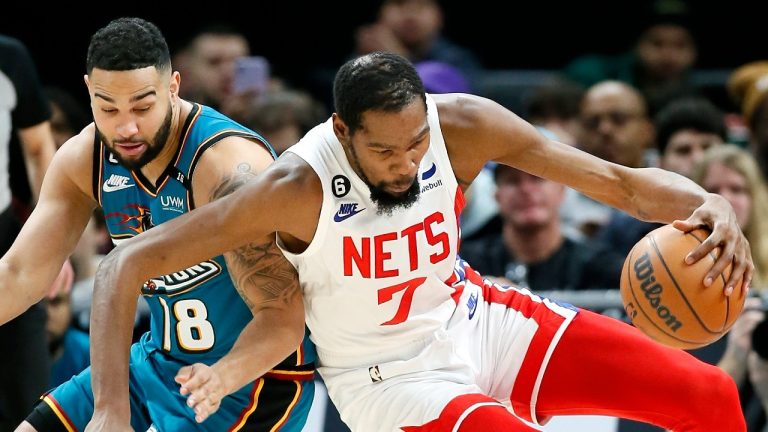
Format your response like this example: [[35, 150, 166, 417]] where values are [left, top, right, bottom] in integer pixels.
[[620, 224, 745, 349]]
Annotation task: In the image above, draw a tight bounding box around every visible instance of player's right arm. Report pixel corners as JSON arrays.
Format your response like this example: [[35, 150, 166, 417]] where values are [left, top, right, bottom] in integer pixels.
[[0, 126, 97, 324], [88, 153, 321, 423]]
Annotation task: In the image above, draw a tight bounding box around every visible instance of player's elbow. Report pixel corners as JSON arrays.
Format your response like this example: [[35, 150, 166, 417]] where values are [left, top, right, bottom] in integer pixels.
[[95, 240, 147, 297]]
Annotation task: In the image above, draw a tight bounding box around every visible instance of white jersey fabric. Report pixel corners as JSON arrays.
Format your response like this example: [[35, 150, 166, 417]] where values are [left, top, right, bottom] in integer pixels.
[[281, 95, 462, 369], [280, 95, 578, 431]]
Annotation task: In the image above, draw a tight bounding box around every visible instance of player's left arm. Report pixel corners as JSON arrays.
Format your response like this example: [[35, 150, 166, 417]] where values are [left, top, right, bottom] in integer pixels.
[[437, 93, 752, 294], [174, 136, 305, 423]]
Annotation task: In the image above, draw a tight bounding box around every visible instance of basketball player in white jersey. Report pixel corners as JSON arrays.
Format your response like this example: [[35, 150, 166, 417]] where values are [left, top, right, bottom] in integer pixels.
[[87, 52, 752, 431]]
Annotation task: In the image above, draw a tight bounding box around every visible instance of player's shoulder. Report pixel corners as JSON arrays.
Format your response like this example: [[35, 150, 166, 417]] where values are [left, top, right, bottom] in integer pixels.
[[52, 123, 97, 189], [258, 152, 322, 213], [56, 123, 96, 160], [193, 133, 275, 178], [432, 93, 496, 128], [264, 152, 322, 239]]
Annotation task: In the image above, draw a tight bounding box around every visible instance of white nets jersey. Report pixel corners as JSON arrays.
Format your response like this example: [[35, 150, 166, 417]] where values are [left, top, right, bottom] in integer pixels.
[[280, 95, 465, 369]]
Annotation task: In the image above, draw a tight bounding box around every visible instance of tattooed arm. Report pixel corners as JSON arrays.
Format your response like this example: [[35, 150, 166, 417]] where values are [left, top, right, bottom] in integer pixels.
[[173, 137, 306, 423]]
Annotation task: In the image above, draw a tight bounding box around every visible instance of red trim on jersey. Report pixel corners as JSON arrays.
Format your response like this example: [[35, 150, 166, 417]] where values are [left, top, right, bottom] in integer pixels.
[[400, 393, 519, 432], [296, 343, 304, 366], [509, 310, 566, 423], [96, 141, 105, 205], [228, 378, 264, 431], [450, 282, 465, 305], [43, 395, 77, 432], [453, 188, 465, 251], [464, 264, 568, 423], [263, 370, 315, 382], [270, 380, 303, 431]]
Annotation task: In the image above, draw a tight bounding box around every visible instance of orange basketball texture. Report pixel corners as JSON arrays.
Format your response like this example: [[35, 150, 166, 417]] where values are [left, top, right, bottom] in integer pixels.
[[620, 224, 745, 349]]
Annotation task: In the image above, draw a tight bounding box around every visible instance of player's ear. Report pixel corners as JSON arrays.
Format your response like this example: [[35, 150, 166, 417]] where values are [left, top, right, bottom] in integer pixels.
[[332, 113, 350, 144], [169, 71, 181, 101], [83, 74, 91, 91]]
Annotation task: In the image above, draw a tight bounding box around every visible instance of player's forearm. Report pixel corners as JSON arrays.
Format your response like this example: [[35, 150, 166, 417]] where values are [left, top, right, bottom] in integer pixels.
[[211, 306, 305, 395], [616, 167, 707, 223], [0, 258, 62, 324], [89, 247, 140, 417]]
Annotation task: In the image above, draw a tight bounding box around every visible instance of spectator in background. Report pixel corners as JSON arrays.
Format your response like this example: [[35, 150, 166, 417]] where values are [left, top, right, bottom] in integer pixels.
[[691, 145, 768, 288], [354, 0, 482, 81], [524, 79, 585, 146], [564, 0, 697, 116], [728, 61, 768, 178], [655, 96, 727, 177], [310, 0, 483, 115], [0, 34, 59, 431], [45, 87, 90, 149], [174, 24, 249, 110], [240, 89, 327, 155], [174, 23, 283, 118], [596, 96, 727, 255], [459, 161, 624, 292], [561, 80, 654, 239], [690, 145, 768, 430]]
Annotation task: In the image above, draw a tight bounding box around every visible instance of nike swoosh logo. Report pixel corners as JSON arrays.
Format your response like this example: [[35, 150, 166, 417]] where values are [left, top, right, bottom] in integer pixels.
[[102, 182, 134, 192], [334, 207, 365, 222], [422, 162, 437, 180], [467, 293, 478, 319]]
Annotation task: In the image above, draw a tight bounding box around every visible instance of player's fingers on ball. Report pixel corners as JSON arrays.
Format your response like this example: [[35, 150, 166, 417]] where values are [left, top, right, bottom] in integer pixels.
[[672, 218, 698, 232], [687, 232, 720, 264], [726, 260, 747, 295], [707, 248, 734, 290], [744, 274, 754, 296]]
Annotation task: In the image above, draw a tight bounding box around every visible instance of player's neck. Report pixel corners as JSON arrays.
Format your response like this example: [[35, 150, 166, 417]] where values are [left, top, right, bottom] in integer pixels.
[[139, 100, 190, 184]]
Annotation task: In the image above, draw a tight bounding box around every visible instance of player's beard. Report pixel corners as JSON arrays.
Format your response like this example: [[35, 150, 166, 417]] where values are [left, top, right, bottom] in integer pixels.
[[348, 144, 420, 216], [97, 107, 173, 171], [368, 179, 420, 216]]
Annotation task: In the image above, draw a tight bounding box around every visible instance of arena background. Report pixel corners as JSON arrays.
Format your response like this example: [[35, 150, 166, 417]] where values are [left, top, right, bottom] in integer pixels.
[[1, 1, 764, 112]]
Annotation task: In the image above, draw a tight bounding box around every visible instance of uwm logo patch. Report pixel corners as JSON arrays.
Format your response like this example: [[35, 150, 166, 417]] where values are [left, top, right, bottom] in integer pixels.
[[141, 260, 222, 296]]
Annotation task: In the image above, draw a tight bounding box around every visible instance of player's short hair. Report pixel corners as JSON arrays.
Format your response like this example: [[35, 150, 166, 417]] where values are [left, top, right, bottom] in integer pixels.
[[333, 52, 426, 134], [86, 17, 170, 74]]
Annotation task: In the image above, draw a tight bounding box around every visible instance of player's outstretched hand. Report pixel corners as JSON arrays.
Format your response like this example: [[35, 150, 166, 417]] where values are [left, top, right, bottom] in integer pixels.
[[672, 193, 754, 296], [176, 363, 224, 423]]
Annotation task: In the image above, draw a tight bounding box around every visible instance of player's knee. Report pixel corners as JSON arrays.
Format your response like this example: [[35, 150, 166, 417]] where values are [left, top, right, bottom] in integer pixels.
[[14, 421, 38, 432], [687, 365, 744, 430]]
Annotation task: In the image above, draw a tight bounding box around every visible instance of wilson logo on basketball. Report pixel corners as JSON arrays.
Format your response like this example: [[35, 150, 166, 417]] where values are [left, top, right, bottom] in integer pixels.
[[633, 251, 683, 332]]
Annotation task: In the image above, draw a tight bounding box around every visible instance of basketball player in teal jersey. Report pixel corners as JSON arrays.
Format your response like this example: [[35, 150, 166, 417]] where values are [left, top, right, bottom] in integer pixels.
[[0, 18, 315, 431]]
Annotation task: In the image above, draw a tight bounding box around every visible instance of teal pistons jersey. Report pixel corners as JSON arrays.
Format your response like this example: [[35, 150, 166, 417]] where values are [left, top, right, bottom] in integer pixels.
[[93, 104, 316, 371]]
